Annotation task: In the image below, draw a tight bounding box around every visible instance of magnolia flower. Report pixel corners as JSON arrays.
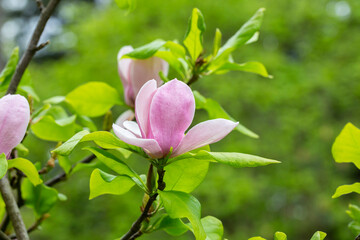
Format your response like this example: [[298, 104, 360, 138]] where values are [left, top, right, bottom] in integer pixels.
[[118, 46, 169, 107], [0, 95, 30, 157], [113, 79, 238, 159]]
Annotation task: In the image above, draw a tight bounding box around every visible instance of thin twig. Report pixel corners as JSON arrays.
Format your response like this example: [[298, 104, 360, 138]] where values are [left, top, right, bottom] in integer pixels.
[[6, 0, 61, 95], [10, 215, 47, 239], [45, 154, 96, 187], [0, 230, 10, 240]]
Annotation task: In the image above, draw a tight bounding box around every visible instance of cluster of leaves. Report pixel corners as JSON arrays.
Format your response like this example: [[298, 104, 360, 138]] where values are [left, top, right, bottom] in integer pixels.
[[249, 231, 326, 240]]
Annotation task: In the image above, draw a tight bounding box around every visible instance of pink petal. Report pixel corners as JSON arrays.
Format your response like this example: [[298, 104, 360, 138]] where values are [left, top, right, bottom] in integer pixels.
[[0, 95, 30, 157], [130, 57, 166, 96], [171, 119, 238, 158], [123, 121, 141, 137], [118, 46, 135, 106], [115, 110, 135, 127], [135, 79, 157, 138], [113, 124, 163, 158], [149, 79, 195, 154]]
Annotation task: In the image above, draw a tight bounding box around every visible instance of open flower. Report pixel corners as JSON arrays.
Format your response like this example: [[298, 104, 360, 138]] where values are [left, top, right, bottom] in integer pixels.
[[0, 95, 30, 157], [117, 46, 169, 107], [113, 79, 238, 159]]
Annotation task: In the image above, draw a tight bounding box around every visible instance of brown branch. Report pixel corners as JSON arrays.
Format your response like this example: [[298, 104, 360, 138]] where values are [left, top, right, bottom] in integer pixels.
[[6, 0, 61, 95], [9, 214, 47, 239], [0, 176, 28, 240], [0, 230, 10, 240], [45, 154, 96, 187], [121, 167, 166, 240]]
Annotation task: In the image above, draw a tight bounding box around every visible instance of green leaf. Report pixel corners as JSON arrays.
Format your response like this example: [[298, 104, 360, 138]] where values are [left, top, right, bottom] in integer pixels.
[[8, 158, 42, 186], [216, 8, 265, 57], [201, 216, 224, 240], [347, 204, 360, 222], [248, 237, 267, 240], [19, 85, 40, 102], [0, 154, 8, 180], [52, 130, 90, 156], [78, 115, 98, 132], [164, 158, 209, 193], [0, 47, 19, 87], [172, 151, 280, 168], [310, 231, 327, 240], [212, 28, 222, 56], [15, 144, 29, 157], [215, 61, 271, 78], [53, 131, 144, 157], [348, 221, 360, 235], [193, 90, 258, 138], [125, 39, 166, 59], [115, 0, 136, 12], [183, 8, 206, 61], [84, 147, 146, 191], [43, 96, 66, 104], [21, 179, 58, 216], [58, 155, 72, 174], [332, 123, 360, 168], [89, 168, 135, 199], [31, 115, 77, 141], [152, 215, 189, 236], [66, 82, 122, 117], [159, 191, 206, 240], [274, 232, 287, 240], [332, 182, 360, 198]]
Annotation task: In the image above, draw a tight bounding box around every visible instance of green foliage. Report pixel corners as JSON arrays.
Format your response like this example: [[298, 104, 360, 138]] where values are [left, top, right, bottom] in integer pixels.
[[125, 39, 166, 59], [310, 231, 327, 240], [89, 168, 135, 199], [8, 158, 42, 186], [65, 81, 122, 117], [215, 61, 271, 78], [21, 179, 59, 216], [184, 8, 206, 61], [274, 232, 287, 240], [170, 150, 279, 168], [0, 47, 19, 88], [333, 183, 360, 198], [332, 123, 360, 168], [151, 215, 189, 236], [346, 204, 360, 235], [0, 154, 8, 180], [199, 216, 224, 240], [248, 231, 326, 240], [159, 191, 206, 240]]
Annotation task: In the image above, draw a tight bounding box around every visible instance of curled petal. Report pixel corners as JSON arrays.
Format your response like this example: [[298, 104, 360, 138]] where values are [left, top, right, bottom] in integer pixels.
[[118, 46, 135, 106], [171, 119, 238, 158], [123, 121, 141, 137], [135, 80, 157, 138], [115, 110, 135, 127], [130, 57, 167, 97], [150, 79, 195, 154], [0, 95, 30, 157], [112, 124, 163, 158]]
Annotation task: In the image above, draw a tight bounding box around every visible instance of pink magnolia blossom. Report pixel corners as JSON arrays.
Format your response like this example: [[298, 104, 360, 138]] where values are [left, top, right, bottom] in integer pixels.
[[117, 46, 169, 107], [0, 95, 30, 157], [113, 79, 238, 159]]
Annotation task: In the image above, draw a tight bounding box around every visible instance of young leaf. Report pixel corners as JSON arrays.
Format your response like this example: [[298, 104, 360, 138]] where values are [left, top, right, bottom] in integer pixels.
[[43, 96, 66, 104], [310, 231, 327, 240], [248, 237, 267, 240], [151, 215, 189, 236], [193, 90, 258, 138], [0, 154, 8, 180], [274, 232, 287, 240], [52, 130, 90, 156], [347, 204, 360, 222], [214, 61, 271, 78], [212, 28, 222, 56], [332, 123, 360, 169], [58, 155, 72, 174], [164, 158, 209, 193], [31, 115, 77, 141], [216, 8, 265, 57], [332, 182, 360, 198], [124, 39, 166, 59], [183, 8, 206, 61], [159, 191, 206, 240], [200, 216, 224, 240], [0, 47, 19, 87], [172, 150, 279, 168], [89, 168, 135, 199], [8, 158, 42, 186], [66, 82, 122, 117], [21, 179, 58, 216]]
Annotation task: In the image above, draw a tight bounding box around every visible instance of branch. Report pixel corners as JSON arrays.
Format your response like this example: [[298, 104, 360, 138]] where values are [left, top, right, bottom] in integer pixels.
[[0, 176, 28, 240], [45, 154, 96, 187], [120, 166, 166, 240], [6, 0, 61, 95], [0, 230, 10, 240], [9, 215, 47, 239]]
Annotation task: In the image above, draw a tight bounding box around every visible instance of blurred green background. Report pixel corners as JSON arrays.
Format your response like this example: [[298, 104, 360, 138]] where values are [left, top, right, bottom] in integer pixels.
[[2, 0, 360, 239]]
